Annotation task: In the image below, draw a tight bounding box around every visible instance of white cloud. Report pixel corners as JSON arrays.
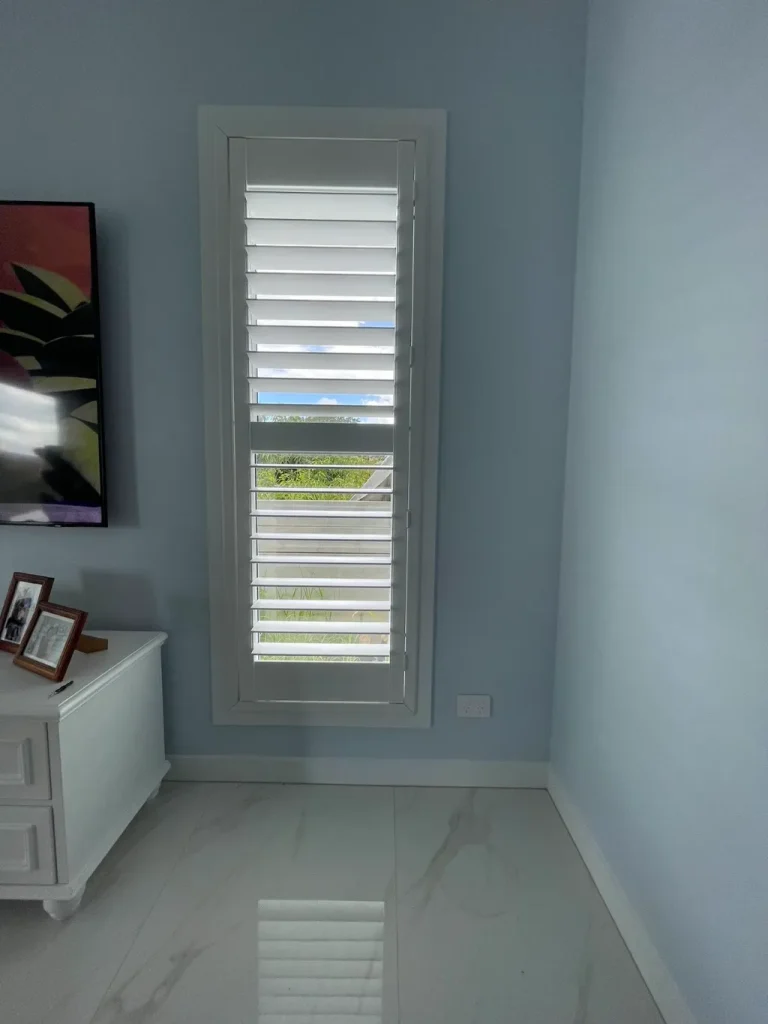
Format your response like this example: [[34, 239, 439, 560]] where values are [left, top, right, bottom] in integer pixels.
[[317, 398, 339, 405]]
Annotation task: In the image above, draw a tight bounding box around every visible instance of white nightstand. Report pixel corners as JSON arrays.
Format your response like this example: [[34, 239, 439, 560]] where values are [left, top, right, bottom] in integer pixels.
[[0, 630, 169, 919]]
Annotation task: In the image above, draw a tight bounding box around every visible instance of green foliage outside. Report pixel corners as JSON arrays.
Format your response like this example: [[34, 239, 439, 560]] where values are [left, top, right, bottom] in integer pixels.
[[256, 453, 382, 499]]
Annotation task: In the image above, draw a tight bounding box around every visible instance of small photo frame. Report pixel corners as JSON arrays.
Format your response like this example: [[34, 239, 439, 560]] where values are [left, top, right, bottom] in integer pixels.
[[0, 573, 54, 653], [13, 602, 88, 682]]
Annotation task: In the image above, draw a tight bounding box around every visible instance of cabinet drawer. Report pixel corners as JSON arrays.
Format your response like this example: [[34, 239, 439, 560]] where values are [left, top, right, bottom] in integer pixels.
[[0, 720, 51, 800], [0, 806, 56, 884]]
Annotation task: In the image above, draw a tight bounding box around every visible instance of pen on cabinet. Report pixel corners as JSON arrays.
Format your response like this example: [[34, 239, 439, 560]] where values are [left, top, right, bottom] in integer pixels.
[[49, 679, 75, 698]]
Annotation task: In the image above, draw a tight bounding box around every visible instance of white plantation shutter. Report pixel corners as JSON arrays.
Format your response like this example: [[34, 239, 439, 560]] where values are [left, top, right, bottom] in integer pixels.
[[201, 107, 444, 721], [229, 135, 415, 703]]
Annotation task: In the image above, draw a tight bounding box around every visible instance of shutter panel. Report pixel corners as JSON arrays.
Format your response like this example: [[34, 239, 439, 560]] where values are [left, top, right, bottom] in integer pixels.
[[233, 137, 415, 703]]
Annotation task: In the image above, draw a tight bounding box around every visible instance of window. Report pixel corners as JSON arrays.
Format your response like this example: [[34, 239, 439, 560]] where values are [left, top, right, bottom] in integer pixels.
[[200, 107, 445, 725]]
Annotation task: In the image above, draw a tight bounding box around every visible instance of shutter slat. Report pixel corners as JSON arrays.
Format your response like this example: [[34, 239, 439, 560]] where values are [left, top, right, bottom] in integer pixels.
[[250, 403, 393, 420], [252, 554, 390, 565], [250, 377, 394, 396], [249, 298, 395, 323], [248, 272, 395, 300], [253, 577, 390, 588], [253, 534, 391, 543], [247, 219, 397, 247], [245, 137, 398, 191], [252, 508, 392, 519], [253, 599, 390, 611], [252, 621, 390, 634], [246, 191, 396, 221], [250, 421, 394, 453], [248, 246, 396, 274], [250, 352, 393, 371], [249, 325, 394, 348], [254, 487, 391, 495], [253, 643, 390, 657]]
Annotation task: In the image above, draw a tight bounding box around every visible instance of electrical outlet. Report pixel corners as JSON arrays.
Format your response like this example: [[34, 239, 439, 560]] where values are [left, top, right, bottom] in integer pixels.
[[457, 694, 492, 718]]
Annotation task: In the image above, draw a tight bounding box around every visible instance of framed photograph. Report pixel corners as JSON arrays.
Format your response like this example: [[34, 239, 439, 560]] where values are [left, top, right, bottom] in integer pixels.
[[13, 601, 87, 682], [0, 201, 108, 526], [0, 572, 54, 653]]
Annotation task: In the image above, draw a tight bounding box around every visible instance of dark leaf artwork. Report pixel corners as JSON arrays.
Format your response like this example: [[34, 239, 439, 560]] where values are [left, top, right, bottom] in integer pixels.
[[0, 290, 68, 342], [0, 205, 106, 526], [0, 329, 44, 357], [58, 301, 95, 337], [10, 263, 72, 313], [30, 335, 98, 378]]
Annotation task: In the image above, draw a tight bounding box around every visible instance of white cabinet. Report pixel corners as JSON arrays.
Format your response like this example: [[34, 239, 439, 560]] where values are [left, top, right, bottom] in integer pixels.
[[0, 806, 55, 884], [0, 631, 168, 919], [0, 720, 50, 800]]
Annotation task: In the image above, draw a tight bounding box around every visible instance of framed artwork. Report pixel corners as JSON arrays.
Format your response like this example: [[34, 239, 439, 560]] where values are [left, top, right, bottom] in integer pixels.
[[0, 201, 107, 526], [0, 572, 54, 653], [13, 601, 87, 682]]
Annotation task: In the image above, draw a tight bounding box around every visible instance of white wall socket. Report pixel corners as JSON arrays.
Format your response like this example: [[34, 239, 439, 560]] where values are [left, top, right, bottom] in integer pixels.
[[457, 694, 492, 718]]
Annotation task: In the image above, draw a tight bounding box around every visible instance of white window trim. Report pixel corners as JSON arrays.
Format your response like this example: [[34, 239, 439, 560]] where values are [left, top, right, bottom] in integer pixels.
[[199, 106, 446, 727]]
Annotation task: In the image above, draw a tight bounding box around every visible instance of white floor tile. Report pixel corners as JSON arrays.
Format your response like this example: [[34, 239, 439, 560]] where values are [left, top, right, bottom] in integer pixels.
[[91, 784, 396, 1024], [0, 783, 665, 1024], [0, 782, 211, 1024], [393, 787, 664, 1024]]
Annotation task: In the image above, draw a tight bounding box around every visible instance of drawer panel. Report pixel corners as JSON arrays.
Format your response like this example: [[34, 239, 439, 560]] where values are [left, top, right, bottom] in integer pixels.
[[0, 720, 51, 800], [0, 806, 56, 884]]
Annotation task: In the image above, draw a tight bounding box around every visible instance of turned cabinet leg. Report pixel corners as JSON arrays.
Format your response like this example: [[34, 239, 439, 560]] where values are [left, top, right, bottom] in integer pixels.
[[146, 782, 162, 803], [42, 887, 85, 921]]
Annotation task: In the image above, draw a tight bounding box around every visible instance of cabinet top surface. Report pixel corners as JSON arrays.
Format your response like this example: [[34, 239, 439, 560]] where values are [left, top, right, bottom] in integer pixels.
[[0, 631, 167, 720]]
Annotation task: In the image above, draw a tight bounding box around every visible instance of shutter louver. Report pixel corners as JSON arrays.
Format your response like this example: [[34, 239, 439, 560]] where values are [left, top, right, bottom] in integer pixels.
[[243, 139, 414, 685]]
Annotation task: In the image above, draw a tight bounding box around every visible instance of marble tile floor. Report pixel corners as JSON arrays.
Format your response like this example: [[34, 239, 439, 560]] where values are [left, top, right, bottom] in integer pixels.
[[0, 783, 665, 1024]]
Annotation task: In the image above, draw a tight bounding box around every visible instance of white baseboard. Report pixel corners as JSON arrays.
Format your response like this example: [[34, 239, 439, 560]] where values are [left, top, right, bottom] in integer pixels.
[[548, 771, 697, 1024], [168, 755, 548, 788]]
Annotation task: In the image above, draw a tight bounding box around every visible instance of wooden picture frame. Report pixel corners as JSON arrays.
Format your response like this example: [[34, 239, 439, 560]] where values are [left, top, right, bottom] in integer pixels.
[[0, 573, 54, 653], [13, 601, 88, 682]]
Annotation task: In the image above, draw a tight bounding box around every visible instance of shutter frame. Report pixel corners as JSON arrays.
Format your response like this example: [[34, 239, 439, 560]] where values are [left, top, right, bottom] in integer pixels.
[[232, 136, 415, 703], [200, 106, 445, 725]]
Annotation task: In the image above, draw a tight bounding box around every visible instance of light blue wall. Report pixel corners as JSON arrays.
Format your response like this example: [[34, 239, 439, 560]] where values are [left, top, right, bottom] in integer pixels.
[[552, 2, 768, 1022], [0, 0, 587, 759]]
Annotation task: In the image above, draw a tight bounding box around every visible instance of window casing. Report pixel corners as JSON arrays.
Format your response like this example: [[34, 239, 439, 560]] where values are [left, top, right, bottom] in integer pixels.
[[199, 107, 445, 726]]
